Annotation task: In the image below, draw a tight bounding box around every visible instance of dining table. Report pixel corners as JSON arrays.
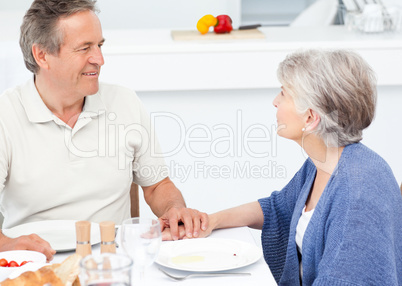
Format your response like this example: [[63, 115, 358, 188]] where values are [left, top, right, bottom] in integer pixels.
[[53, 226, 277, 286]]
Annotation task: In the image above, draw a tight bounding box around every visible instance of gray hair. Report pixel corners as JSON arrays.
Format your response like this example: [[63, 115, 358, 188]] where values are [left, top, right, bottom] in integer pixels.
[[277, 49, 377, 147], [20, 0, 99, 74]]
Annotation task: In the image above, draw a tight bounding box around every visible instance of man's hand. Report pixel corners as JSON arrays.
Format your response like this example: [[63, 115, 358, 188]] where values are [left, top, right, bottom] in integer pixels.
[[158, 207, 208, 241], [142, 177, 209, 241], [0, 232, 55, 262]]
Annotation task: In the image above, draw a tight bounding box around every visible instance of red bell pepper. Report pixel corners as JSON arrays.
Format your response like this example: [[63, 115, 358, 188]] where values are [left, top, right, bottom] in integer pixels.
[[214, 15, 233, 34]]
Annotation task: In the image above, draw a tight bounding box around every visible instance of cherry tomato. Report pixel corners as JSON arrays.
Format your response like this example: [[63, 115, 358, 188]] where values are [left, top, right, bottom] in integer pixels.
[[8, 261, 19, 267], [20, 261, 30, 266], [0, 258, 8, 267]]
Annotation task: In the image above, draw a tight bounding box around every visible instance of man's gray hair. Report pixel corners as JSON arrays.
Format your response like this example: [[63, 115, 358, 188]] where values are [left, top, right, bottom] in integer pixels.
[[20, 0, 98, 74], [277, 49, 377, 147]]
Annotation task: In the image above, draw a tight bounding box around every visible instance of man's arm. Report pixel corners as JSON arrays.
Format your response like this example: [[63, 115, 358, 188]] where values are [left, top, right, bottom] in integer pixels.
[[0, 231, 55, 262], [142, 177, 208, 241]]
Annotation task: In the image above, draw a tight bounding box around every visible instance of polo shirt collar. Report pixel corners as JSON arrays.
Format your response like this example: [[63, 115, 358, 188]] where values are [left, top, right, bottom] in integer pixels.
[[21, 78, 107, 123], [80, 91, 107, 119], [21, 78, 53, 123]]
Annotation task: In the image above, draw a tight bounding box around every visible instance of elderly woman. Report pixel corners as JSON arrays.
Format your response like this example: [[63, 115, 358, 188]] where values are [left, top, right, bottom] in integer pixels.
[[166, 50, 402, 285]]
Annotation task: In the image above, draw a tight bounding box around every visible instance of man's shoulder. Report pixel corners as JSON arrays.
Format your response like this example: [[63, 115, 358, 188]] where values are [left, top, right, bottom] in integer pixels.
[[0, 85, 23, 117], [95, 83, 146, 117], [98, 82, 137, 97]]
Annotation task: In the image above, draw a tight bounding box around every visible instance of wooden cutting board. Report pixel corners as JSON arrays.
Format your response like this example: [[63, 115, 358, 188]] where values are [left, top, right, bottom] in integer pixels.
[[171, 29, 265, 41]]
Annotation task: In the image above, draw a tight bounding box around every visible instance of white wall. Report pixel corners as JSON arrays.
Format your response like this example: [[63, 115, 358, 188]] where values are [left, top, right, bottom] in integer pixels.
[[97, 0, 241, 29], [0, 0, 313, 28]]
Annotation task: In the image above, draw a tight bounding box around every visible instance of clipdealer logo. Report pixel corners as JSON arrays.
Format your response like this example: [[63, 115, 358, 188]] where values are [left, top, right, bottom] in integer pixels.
[[64, 110, 288, 181]]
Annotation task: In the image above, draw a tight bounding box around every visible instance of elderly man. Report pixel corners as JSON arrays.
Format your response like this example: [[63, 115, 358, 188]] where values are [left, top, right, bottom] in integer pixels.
[[0, 0, 207, 261]]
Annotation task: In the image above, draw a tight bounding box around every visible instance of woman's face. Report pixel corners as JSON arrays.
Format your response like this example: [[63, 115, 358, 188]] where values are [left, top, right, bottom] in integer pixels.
[[273, 87, 307, 142]]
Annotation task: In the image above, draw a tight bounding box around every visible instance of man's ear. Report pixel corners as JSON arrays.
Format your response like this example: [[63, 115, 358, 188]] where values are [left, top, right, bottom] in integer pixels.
[[32, 44, 49, 70], [305, 109, 321, 132]]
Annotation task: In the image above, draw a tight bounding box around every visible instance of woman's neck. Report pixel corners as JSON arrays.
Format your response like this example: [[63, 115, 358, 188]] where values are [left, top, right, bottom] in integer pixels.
[[299, 133, 344, 176]]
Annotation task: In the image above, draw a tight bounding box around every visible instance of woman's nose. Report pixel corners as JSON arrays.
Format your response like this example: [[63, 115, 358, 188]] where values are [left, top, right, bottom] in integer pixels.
[[273, 94, 279, 108]]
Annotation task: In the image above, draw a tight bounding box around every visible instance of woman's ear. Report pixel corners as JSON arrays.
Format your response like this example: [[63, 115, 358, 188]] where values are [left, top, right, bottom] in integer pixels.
[[32, 44, 49, 70], [305, 109, 320, 132]]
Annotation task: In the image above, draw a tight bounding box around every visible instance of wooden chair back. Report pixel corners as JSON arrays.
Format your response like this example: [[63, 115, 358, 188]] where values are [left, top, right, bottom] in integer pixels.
[[130, 182, 140, 217]]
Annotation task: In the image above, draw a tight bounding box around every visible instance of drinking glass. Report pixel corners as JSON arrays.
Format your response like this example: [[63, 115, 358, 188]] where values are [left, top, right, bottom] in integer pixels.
[[120, 217, 162, 282], [79, 253, 133, 286]]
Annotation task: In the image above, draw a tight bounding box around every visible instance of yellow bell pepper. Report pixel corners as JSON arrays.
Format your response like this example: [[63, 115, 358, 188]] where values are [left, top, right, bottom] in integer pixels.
[[196, 14, 218, 34]]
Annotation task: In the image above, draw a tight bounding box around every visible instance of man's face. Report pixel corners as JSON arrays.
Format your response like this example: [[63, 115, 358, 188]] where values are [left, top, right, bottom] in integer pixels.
[[46, 10, 105, 98]]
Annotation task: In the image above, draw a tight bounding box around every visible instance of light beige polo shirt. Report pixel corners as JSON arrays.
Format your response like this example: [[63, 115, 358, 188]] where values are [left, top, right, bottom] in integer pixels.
[[0, 79, 168, 228]]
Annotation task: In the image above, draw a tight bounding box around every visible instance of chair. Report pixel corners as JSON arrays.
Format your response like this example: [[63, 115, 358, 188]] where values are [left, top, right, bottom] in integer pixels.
[[130, 182, 140, 217], [290, 0, 339, 27]]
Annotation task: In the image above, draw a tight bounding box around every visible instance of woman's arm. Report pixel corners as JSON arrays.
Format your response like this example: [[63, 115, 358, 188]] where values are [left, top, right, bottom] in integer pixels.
[[209, 201, 264, 231], [161, 201, 264, 240]]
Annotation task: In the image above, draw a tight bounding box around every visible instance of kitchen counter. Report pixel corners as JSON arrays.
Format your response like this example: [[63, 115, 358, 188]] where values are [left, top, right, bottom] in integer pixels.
[[99, 26, 402, 91]]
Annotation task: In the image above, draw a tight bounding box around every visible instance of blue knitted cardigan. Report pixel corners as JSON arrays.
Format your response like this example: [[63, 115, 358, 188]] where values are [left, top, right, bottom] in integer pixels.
[[258, 143, 402, 285]]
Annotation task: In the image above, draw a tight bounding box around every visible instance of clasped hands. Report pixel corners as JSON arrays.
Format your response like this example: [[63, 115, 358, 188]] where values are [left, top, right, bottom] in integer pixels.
[[159, 206, 211, 241]]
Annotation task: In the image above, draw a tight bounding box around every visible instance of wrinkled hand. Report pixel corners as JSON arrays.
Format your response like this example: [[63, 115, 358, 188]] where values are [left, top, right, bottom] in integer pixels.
[[0, 233, 56, 262], [158, 207, 208, 241], [161, 223, 213, 241]]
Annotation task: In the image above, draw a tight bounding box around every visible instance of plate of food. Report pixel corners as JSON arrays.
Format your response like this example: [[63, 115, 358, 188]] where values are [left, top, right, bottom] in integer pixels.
[[2, 220, 101, 252], [155, 238, 262, 272]]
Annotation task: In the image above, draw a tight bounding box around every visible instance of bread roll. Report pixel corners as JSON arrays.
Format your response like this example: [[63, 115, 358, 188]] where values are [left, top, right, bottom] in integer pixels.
[[0, 266, 63, 286], [53, 254, 82, 286]]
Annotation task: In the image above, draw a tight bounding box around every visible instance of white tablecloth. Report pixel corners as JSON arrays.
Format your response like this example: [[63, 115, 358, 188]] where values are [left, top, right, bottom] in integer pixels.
[[54, 226, 277, 286]]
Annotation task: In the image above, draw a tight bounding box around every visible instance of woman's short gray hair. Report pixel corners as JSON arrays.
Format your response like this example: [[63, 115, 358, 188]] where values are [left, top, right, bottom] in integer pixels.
[[277, 49, 377, 147], [20, 0, 99, 74]]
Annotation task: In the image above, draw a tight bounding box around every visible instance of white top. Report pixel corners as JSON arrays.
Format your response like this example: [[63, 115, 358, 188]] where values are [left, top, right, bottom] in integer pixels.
[[0, 79, 168, 229], [296, 206, 315, 253], [295, 206, 315, 279]]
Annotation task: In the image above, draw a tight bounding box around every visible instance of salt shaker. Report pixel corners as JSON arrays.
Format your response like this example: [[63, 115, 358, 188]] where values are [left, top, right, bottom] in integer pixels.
[[100, 221, 116, 253], [75, 220, 92, 257]]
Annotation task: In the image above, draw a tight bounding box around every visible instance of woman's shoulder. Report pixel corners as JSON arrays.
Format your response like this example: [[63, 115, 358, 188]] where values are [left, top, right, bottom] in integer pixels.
[[342, 143, 393, 176], [335, 143, 400, 205]]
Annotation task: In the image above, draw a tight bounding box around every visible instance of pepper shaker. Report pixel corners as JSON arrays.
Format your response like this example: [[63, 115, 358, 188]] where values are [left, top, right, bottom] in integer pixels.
[[100, 221, 116, 253], [75, 220, 92, 257]]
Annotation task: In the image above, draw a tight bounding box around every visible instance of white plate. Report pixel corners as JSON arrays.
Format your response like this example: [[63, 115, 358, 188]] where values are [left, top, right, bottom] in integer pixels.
[[3, 220, 101, 252], [155, 238, 262, 272]]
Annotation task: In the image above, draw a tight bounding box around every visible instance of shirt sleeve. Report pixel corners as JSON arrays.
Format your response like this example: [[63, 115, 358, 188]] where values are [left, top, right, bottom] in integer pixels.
[[131, 97, 169, 187], [0, 121, 10, 193]]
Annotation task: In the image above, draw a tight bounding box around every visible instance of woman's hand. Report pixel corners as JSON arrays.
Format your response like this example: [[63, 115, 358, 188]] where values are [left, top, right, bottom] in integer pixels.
[[161, 223, 213, 241]]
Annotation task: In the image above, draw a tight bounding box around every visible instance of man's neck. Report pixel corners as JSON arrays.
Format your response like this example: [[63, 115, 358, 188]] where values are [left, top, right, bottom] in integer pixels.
[[34, 75, 84, 128]]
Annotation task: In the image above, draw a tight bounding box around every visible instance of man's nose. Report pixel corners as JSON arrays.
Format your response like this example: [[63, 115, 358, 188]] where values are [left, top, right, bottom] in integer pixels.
[[89, 46, 105, 66]]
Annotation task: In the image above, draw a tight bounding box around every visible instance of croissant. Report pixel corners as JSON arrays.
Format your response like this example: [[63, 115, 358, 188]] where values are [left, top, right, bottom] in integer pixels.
[[0, 254, 82, 286]]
